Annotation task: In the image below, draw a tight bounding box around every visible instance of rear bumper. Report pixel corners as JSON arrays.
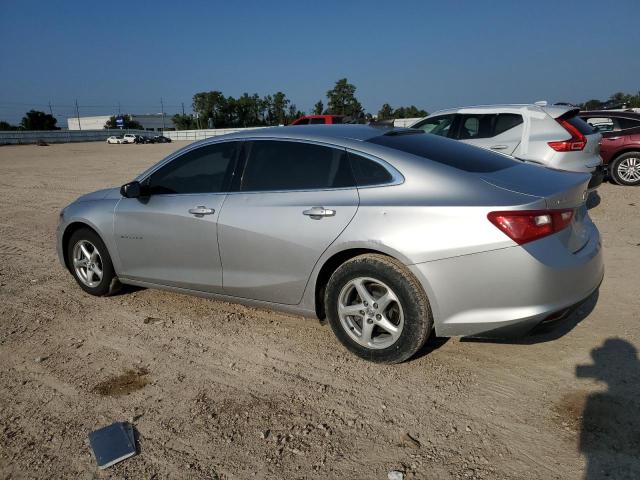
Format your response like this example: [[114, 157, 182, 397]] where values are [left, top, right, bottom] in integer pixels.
[[409, 222, 603, 338]]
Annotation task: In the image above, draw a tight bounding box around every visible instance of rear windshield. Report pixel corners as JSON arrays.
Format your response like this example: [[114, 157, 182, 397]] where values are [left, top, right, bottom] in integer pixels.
[[367, 132, 517, 173], [565, 116, 595, 135]]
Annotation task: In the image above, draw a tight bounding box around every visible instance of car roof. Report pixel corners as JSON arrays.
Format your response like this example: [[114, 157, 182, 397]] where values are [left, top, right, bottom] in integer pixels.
[[198, 124, 403, 144], [579, 110, 640, 119], [428, 103, 575, 119]]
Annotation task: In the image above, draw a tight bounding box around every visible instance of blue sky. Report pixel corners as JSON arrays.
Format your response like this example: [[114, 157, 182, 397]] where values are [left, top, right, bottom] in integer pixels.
[[1, 0, 638, 125]]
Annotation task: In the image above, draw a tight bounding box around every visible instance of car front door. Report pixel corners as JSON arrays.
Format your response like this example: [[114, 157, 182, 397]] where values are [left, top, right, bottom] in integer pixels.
[[217, 139, 359, 305], [113, 141, 239, 293]]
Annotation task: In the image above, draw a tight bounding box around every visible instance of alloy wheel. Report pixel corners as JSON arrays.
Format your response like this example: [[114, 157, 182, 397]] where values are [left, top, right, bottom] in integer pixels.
[[617, 157, 640, 183], [72, 240, 104, 288], [337, 277, 404, 349]]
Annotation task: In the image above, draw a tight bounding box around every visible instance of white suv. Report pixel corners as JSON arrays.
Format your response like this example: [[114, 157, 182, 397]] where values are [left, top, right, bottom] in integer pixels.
[[410, 104, 604, 187], [122, 134, 137, 144]]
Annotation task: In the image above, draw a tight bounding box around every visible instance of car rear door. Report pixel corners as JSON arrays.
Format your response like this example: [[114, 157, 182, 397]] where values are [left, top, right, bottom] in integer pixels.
[[217, 139, 359, 305], [113, 141, 239, 292], [454, 112, 523, 155]]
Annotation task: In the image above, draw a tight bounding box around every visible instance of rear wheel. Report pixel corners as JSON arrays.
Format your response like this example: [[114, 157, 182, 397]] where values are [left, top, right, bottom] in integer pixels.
[[67, 228, 115, 296], [610, 152, 640, 186], [325, 254, 432, 364]]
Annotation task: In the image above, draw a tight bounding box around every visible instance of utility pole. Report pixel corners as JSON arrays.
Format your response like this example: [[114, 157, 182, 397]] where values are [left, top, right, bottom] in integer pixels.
[[181, 102, 185, 115], [75, 99, 81, 131], [160, 97, 165, 131], [118, 102, 121, 116], [48, 101, 53, 116]]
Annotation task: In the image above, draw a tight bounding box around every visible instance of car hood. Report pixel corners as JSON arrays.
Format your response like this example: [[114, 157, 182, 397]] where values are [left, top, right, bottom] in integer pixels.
[[75, 187, 121, 202]]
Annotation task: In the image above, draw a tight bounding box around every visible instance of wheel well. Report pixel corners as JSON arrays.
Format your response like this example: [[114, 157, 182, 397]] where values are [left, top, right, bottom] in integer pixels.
[[61, 222, 100, 270], [612, 149, 640, 164], [314, 248, 391, 319]]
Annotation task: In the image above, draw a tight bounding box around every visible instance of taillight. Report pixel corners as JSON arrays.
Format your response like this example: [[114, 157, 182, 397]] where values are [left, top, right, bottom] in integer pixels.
[[548, 118, 586, 151], [488, 209, 574, 245]]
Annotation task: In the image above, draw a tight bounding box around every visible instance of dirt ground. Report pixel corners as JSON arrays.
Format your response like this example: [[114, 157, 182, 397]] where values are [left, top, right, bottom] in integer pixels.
[[0, 141, 638, 480]]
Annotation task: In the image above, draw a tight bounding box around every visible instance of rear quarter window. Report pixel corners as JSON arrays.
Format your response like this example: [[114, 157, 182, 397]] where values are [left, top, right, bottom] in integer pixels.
[[367, 132, 517, 173], [566, 116, 595, 135]]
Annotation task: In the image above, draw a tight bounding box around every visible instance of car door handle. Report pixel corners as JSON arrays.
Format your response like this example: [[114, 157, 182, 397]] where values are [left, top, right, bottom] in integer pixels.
[[303, 207, 336, 219], [606, 137, 621, 141], [490, 144, 508, 150], [188, 206, 215, 216]]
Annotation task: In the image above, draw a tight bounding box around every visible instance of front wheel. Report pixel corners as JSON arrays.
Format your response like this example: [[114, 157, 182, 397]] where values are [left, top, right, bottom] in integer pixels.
[[325, 254, 432, 364], [610, 152, 640, 186], [67, 228, 116, 296]]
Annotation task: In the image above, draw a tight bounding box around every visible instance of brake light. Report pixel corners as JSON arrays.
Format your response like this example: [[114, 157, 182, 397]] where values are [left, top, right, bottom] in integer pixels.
[[488, 209, 574, 245], [548, 118, 586, 151]]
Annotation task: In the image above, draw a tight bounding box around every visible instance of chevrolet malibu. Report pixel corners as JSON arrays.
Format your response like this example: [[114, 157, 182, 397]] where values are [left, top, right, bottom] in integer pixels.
[[57, 125, 603, 363]]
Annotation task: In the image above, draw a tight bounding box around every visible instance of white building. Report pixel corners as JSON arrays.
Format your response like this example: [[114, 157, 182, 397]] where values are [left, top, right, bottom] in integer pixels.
[[67, 114, 175, 131]]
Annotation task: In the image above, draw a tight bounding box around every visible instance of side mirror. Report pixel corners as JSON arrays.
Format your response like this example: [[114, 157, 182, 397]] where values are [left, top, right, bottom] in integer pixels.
[[120, 181, 142, 198]]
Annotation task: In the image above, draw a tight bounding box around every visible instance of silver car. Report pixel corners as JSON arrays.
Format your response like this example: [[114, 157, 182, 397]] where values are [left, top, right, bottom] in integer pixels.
[[57, 125, 603, 363], [410, 103, 604, 189]]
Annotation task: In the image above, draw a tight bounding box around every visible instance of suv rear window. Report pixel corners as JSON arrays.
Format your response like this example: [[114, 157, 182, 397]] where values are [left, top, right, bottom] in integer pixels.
[[367, 132, 516, 173]]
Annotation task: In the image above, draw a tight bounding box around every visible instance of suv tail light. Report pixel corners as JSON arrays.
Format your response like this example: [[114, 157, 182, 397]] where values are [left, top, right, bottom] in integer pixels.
[[548, 118, 587, 151], [488, 209, 574, 245]]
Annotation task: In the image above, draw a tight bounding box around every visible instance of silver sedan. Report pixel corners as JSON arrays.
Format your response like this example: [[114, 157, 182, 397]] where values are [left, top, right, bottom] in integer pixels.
[[56, 125, 603, 363]]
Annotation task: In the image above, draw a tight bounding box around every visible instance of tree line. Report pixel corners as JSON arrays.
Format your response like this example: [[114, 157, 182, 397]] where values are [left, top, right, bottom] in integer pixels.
[[172, 78, 429, 130], [3, 87, 639, 131], [581, 91, 640, 110]]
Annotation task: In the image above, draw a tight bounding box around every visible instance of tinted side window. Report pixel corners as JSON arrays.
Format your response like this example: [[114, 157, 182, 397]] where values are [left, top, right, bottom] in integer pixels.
[[413, 115, 454, 137], [582, 117, 614, 132], [241, 141, 354, 191], [147, 142, 236, 195], [348, 152, 393, 186], [457, 114, 496, 139], [331, 116, 343, 124], [309, 117, 326, 124], [617, 117, 640, 130], [294, 118, 309, 125], [494, 114, 523, 135]]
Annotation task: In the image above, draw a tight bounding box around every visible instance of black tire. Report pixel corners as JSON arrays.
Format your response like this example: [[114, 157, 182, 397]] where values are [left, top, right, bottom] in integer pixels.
[[610, 152, 640, 186], [325, 254, 432, 364], [66, 228, 116, 296]]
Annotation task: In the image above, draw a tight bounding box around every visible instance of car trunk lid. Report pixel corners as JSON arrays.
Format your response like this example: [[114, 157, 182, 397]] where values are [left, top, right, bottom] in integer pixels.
[[480, 163, 592, 252]]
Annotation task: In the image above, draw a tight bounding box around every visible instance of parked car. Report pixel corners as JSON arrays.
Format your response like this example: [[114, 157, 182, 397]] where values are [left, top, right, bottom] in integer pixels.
[[57, 125, 602, 363], [291, 115, 346, 125], [153, 135, 172, 143], [579, 110, 640, 186], [106, 136, 124, 144], [123, 134, 137, 144], [410, 104, 604, 189]]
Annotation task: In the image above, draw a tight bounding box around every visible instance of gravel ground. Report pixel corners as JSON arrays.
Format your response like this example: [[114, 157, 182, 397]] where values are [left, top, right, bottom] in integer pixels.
[[0, 141, 638, 480]]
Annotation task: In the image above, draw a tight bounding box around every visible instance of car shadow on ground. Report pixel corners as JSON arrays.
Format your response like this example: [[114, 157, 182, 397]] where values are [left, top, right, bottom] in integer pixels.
[[575, 338, 640, 479], [459, 289, 599, 346]]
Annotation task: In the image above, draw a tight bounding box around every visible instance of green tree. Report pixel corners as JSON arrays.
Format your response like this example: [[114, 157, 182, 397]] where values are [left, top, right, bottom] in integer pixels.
[[313, 100, 324, 115], [326, 78, 364, 118], [377, 103, 394, 120], [271, 92, 290, 125], [172, 114, 197, 130], [192, 91, 227, 128], [20, 110, 59, 130], [583, 99, 603, 111], [104, 115, 143, 129], [393, 105, 428, 118], [0, 121, 18, 131], [287, 104, 304, 123]]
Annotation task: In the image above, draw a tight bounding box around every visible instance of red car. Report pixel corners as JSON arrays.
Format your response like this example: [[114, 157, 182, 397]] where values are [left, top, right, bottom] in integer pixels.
[[579, 111, 640, 186], [290, 115, 345, 125]]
